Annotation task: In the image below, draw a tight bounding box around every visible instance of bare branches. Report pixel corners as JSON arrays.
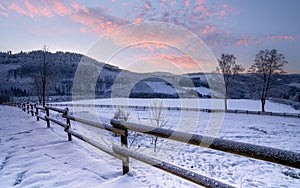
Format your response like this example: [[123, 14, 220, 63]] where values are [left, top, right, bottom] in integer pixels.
[[32, 45, 56, 106], [249, 49, 288, 112], [150, 99, 168, 152], [217, 54, 244, 110]]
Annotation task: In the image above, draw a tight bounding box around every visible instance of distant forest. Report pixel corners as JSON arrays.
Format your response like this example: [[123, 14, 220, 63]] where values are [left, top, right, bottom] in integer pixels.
[[0, 50, 299, 109]]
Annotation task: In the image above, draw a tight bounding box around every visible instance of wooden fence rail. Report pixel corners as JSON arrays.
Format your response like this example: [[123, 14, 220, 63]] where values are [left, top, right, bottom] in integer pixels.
[[111, 119, 300, 169], [47, 103, 300, 119], [9, 102, 300, 188]]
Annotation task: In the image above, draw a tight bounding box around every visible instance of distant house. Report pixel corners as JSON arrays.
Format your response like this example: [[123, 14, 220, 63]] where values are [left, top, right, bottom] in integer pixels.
[[129, 78, 179, 98]]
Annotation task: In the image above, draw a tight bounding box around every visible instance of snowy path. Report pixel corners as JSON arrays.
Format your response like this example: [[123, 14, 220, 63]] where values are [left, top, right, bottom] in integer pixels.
[[0, 105, 144, 188]]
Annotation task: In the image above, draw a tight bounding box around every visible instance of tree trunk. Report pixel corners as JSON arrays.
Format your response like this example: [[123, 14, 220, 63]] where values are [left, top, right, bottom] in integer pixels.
[[42, 78, 46, 107], [224, 96, 228, 111], [261, 98, 266, 112], [154, 137, 158, 152], [224, 88, 228, 111], [42, 50, 46, 107]]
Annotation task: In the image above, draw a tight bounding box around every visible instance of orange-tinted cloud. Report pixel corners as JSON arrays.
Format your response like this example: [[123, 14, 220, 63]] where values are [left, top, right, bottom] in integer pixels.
[[234, 37, 251, 46], [156, 53, 200, 69], [134, 17, 142, 23], [128, 51, 201, 70], [126, 42, 211, 70], [71, 7, 127, 35], [2, 0, 242, 49], [3, 0, 126, 36], [5, 0, 72, 17], [2, 0, 234, 39], [24, 0, 52, 17]]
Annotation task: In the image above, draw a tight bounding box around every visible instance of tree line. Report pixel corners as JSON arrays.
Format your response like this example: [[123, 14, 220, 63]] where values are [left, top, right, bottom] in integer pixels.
[[0, 46, 290, 112]]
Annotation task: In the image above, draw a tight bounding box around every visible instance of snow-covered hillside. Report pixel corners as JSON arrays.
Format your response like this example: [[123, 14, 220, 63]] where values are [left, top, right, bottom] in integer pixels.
[[1, 99, 300, 187]]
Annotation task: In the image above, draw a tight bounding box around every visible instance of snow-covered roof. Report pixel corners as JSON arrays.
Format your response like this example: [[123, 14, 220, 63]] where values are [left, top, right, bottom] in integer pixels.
[[131, 81, 177, 95], [144, 81, 177, 94]]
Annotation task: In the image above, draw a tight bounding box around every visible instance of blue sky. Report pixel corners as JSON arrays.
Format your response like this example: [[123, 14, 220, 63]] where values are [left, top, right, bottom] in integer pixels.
[[0, 0, 299, 73]]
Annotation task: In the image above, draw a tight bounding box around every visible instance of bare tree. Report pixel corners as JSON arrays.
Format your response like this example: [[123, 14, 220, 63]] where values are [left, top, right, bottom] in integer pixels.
[[217, 54, 244, 110], [150, 99, 167, 152], [33, 75, 43, 104], [249, 49, 288, 112], [34, 45, 53, 106]]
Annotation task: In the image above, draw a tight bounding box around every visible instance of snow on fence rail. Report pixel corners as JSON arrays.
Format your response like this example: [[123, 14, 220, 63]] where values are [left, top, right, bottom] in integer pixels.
[[5, 102, 300, 188], [47, 103, 300, 119]]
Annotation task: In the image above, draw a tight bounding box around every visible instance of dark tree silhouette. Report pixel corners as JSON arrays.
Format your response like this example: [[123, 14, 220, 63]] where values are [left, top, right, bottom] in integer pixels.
[[218, 54, 244, 110], [34, 45, 52, 106], [249, 49, 288, 112]]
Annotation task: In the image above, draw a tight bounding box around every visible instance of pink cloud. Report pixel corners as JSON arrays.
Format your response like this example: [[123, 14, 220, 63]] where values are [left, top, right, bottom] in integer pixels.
[[0, 3, 8, 17], [71, 1, 89, 14], [218, 4, 238, 18], [121, 41, 213, 70], [233, 34, 295, 46], [79, 27, 87, 33], [24, 0, 52, 17], [159, 0, 166, 7], [0, 3, 6, 10], [234, 37, 251, 46], [134, 17, 142, 23], [5, 0, 72, 17], [144, 1, 151, 10], [0, 12, 8, 17], [266, 34, 294, 41], [8, 2, 27, 15], [52, 0, 72, 16], [157, 53, 198, 69], [71, 7, 127, 35], [2, 0, 241, 48], [185, 0, 190, 7], [202, 25, 216, 34], [4, 0, 124, 35], [131, 51, 200, 70]]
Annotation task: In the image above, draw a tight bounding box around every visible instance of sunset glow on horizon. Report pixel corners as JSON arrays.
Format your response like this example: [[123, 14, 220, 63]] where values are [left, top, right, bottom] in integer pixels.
[[0, 0, 299, 73]]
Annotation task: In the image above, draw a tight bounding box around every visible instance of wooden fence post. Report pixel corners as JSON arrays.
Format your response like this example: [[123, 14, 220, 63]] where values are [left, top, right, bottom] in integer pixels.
[[63, 108, 72, 141], [45, 107, 50, 128], [30, 104, 34, 116], [36, 106, 39, 121], [121, 128, 129, 174], [27, 103, 30, 114], [112, 121, 129, 175]]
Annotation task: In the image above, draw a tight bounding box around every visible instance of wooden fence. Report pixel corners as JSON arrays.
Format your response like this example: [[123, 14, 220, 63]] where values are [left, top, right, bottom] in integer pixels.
[[6, 102, 300, 188], [47, 103, 300, 119]]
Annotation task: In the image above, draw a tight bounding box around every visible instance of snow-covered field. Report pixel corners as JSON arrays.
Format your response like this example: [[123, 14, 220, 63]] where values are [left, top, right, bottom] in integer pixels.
[[1, 99, 300, 187], [59, 98, 300, 113], [0, 105, 146, 188]]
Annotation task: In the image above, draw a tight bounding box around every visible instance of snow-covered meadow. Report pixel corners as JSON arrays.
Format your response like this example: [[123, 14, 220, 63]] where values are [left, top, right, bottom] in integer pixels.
[[1, 99, 300, 187], [58, 98, 300, 113]]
